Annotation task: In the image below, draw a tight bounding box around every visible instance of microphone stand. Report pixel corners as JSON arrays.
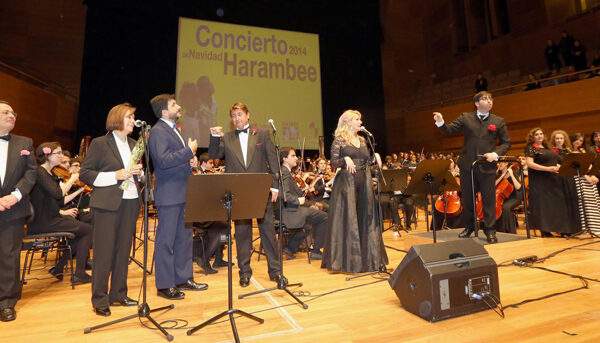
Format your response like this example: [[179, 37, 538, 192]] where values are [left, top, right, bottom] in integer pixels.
[[84, 123, 174, 341], [347, 130, 392, 281], [237, 125, 308, 309]]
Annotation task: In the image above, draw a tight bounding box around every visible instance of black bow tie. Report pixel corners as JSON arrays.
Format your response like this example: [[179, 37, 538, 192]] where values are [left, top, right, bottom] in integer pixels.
[[0, 134, 10, 141], [235, 127, 249, 135]]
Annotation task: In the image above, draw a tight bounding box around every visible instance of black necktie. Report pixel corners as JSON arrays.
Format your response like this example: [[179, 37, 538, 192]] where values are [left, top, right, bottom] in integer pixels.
[[235, 127, 249, 135], [0, 134, 10, 141], [478, 114, 487, 121]]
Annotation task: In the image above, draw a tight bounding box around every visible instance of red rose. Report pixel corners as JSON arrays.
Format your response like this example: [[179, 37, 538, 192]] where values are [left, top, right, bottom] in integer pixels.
[[488, 124, 496, 132], [596, 146, 600, 153], [552, 148, 559, 154], [176, 125, 182, 132], [251, 128, 258, 135], [532, 143, 540, 149]]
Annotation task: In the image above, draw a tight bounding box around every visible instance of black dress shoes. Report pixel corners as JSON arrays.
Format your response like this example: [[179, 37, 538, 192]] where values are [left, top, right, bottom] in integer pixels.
[[484, 231, 498, 244], [270, 274, 288, 287], [110, 296, 138, 306], [48, 266, 63, 281], [157, 288, 185, 300], [458, 228, 475, 238], [72, 273, 92, 284], [94, 307, 111, 317], [310, 251, 323, 260], [176, 279, 208, 291], [0, 307, 16, 322], [282, 247, 296, 260], [239, 276, 250, 288], [213, 259, 231, 268], [194, 257, 217, 274]]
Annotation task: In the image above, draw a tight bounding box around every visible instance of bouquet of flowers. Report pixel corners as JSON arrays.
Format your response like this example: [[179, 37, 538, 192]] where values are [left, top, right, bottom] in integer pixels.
[[119, 130, 149, 190]]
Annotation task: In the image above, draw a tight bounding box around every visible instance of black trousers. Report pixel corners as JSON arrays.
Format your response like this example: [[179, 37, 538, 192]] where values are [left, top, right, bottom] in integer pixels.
[[285, 207, 328, 253], [234, 200, 281, 279], [459, 167, 496, 231], [0, 220, 25, 309], [193, 221, 228, 262], [90, 199, 140, 308]]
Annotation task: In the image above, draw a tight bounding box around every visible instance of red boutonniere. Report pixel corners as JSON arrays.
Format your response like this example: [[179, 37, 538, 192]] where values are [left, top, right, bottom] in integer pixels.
[[552, 148, 559, 154], [20, 149, 31, 156], [532, 143, 540, 149], [596, 146, 600, 153], [176, 125, 182, 132], [488, 124, 496, 132], [251, 128, 258, 135]]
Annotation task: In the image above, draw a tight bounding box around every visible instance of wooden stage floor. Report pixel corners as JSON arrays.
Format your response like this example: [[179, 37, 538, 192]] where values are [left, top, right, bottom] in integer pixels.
[[4, 213, 600, 343]]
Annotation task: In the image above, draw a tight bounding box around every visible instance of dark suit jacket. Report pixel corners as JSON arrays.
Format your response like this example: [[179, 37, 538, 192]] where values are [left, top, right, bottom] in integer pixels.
[[148, 119, 194, 207], [208, 127, 279, 189], [80, 133, 142, 211], [438, 112, 511, 173], [280, 167, 306, 228], [0, 134, 37, 222]]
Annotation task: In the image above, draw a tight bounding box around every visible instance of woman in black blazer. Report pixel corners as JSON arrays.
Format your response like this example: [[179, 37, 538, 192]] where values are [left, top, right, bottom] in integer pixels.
[[80, 103, 143, 317]]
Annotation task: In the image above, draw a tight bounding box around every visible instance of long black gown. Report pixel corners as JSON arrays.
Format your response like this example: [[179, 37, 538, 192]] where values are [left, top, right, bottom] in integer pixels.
[[525, 144, 579, 234], [493, 171, 522, 234], [321, 136, 388, 273]]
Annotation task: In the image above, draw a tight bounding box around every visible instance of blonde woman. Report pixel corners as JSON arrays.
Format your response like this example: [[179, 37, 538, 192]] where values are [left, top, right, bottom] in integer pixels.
[[549, 130, 573, 156], [321, 110, 386, 273]]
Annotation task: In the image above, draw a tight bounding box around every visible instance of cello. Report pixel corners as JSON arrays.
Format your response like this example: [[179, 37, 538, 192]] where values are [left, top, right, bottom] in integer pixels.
[[434, 176, 462, 216]]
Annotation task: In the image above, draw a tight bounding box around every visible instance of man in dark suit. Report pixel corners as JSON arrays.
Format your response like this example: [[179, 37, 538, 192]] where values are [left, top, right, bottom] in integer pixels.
[[433, 91, 511, 243], [148, 94, 207, 300], [0, 101, 37, 322], [208, 102, 282, 287], [279, 148, 327, 260]]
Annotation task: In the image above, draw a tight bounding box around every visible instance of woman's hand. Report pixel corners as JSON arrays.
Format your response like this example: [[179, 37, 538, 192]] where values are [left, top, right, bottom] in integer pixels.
[[344, 156, 356, 174], [116, 169, 133, 180], [60, 208, 78, 218]]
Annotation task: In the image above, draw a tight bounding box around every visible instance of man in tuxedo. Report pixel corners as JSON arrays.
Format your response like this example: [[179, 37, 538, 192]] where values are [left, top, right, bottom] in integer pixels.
[[209, 102, 283, 287], [148, 94, 207, 300], [279, 148, 327, 260], [0, 101, 37, 322], [433, 91, 511, 243]]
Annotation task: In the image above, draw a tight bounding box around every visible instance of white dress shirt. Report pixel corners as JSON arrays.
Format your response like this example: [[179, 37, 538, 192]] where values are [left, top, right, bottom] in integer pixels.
[[0, 135, 23, 200], [92, 132, 138, 199]]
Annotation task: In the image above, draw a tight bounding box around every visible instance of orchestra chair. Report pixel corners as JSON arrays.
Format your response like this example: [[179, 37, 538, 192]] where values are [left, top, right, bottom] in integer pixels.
[[21, 206, 76, 289], [254, 218, 312, 264]]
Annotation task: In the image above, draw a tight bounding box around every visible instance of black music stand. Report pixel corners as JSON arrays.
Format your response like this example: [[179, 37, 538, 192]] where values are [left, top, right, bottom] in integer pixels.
[[381, 169, 409, 233], [185, 173, 272, 343], [404, 160, 451, 243], [558, 153, 597, 239]]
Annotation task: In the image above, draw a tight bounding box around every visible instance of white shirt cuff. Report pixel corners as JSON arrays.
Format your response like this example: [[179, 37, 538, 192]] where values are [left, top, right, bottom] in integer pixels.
[[435, 120, 445, 127], [270, 188, 279, 193], [492, 152, 499, 161], [11, 189, 22, 201], [93, 171, 118, 187]]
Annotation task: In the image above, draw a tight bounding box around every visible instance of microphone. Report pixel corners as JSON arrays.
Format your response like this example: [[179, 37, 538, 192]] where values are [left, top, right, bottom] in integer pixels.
[[134, 120, 147, 127], [360, 126, 373, 137], [268, 119, 277, 132]]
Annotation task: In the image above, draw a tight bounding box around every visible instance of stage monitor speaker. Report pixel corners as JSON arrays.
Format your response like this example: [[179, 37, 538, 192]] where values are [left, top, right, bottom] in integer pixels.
[[388, 239, 500, 322]]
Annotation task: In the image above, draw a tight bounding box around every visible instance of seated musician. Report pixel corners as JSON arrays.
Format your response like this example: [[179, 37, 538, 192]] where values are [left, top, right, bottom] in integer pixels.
[[191, 153, 229, 274], [279, 148, 328, 260], [28, 142, 93, 283], [60, 156, 92, 224], [492, 162, 522, 234], [305, 157, 332, 212]]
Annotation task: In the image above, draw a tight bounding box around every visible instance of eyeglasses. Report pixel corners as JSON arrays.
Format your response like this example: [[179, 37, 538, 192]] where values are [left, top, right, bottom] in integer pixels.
[[0, 110, 17, 117]]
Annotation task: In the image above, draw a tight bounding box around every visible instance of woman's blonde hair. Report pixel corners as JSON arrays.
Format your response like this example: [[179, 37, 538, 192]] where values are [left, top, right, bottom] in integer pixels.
[[550, 130, 573, 151], [334, 109, 361, 143]]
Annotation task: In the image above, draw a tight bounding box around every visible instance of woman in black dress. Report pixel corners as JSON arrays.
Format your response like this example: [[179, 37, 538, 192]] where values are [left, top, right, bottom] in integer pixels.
[[321, 110, 387, 273], [493, 162, 522, 234], [550, 130, 573, 156], [28, 142, 93, 283], [525, 128, 579, 236]]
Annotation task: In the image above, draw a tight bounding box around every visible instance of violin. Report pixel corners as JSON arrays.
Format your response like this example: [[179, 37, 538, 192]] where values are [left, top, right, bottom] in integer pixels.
[[52, 166, 93, 193]]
